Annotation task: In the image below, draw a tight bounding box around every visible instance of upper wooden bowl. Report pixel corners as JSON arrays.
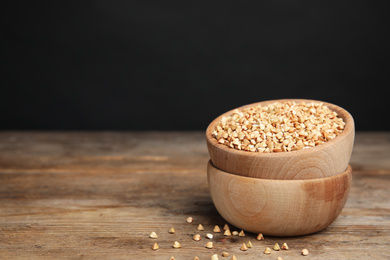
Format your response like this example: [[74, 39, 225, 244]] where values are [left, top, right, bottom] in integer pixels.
[[207, 160, 352, 236], [206, 99, 355, 180]]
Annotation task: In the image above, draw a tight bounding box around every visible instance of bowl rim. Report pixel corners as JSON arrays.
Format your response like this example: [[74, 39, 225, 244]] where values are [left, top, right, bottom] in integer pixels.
[[206, 98, 355, 159], [208, 160, 352, 182]]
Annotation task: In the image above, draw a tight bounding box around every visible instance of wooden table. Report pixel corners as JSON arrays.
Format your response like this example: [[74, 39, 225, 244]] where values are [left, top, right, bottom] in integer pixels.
[[0, 132, 389, 259]]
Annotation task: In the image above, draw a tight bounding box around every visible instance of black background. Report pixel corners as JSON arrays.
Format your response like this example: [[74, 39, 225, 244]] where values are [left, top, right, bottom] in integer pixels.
[[1, 1, 389, 131]]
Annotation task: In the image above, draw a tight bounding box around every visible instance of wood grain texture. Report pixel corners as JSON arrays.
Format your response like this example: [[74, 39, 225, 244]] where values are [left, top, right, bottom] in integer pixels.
[[206, 99, 355, 180], [0, 131, 389, 259], [207, 161, 352, 236]]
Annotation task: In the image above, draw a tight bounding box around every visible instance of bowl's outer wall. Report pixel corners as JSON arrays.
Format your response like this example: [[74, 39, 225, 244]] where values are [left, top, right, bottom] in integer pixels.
[[207, 161, 352, 236]]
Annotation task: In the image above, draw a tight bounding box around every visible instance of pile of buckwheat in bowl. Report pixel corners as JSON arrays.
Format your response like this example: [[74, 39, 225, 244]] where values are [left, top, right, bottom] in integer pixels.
[[211, 101, 346, 153]]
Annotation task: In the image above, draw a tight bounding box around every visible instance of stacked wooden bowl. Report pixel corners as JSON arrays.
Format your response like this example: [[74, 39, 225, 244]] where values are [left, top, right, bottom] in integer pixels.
[[205, 99, 355, 236]]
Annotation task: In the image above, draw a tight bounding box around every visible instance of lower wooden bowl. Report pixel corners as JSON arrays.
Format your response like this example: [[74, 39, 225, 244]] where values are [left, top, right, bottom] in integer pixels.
[[207, 160, 352, 236]]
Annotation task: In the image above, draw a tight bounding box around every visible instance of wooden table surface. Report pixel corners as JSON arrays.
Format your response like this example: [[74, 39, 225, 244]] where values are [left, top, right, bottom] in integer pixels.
[[0, 132, 389, 259]]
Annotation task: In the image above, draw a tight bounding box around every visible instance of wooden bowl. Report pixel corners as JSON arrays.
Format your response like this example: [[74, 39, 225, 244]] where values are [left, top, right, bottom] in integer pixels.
[[207, 160, 352, 236], [206, 99, 355, 180]]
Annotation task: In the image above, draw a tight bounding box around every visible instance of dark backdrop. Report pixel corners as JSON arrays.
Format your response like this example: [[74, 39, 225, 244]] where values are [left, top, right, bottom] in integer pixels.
[[1, 1, 389, 131]]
